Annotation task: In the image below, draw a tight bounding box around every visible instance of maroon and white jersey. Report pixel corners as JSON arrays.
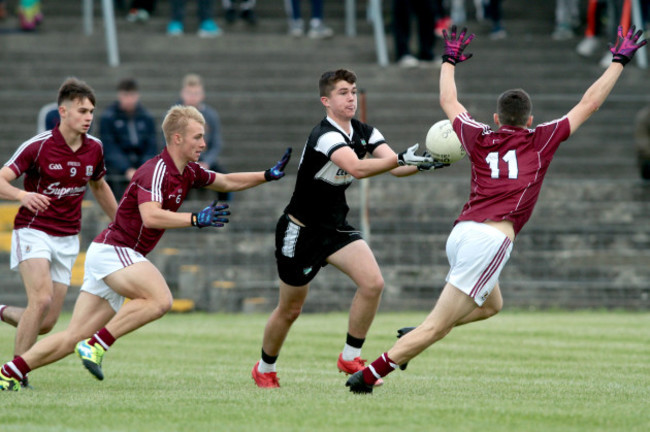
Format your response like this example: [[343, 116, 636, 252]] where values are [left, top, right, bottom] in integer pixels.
[[5, 125, 107, 236], [453, 112, 571, 235], [94, 148, 216, 256]]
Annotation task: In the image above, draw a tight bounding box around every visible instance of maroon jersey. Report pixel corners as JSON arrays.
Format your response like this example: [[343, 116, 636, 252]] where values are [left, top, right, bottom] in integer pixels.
[[5, 125, 107, 236], [453, 112, 571, 235], [94, 148, 216, 255]]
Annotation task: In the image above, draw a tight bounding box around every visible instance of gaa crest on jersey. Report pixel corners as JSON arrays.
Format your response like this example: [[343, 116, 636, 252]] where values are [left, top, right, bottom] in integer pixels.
[[86, 166, 94, 176]]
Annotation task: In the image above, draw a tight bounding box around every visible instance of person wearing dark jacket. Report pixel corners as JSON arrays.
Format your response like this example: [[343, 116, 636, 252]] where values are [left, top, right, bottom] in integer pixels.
[[99, 78, 158, 199]]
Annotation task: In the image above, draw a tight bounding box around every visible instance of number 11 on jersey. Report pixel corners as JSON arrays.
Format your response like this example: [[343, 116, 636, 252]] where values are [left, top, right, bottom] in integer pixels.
[[486, 150, 518, 179]]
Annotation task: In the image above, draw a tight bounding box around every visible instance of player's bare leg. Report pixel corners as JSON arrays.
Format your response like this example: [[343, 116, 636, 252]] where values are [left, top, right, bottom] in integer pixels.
[[327, 240, 384, 340], [327, 239, 385, 382], [21, 291, 115, 370], [69, 261, 172, 381], [262, 281, 309, 357], [100, 261, 173, 339], [1, 283, 67, 333], [0, 305, 22, 327], [251, 281, 308, 387], [14, 258, 61, 356], [455, 283, 503, 325], [388, 282, 477, 365]]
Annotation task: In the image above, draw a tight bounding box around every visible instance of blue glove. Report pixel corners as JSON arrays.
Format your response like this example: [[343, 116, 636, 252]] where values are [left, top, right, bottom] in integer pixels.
[[264, 147, 292, 181], [191, 201, 230, 228]]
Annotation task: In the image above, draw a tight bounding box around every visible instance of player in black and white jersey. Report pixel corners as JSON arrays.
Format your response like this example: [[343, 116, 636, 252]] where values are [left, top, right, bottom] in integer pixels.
[[252, 69, 444, 388]]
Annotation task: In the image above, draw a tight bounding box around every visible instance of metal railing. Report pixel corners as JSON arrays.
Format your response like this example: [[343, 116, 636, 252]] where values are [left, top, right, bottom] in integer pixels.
[[82, 0, 120, 67]]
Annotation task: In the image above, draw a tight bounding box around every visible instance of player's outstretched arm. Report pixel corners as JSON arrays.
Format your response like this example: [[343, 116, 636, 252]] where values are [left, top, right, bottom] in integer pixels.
[[440, 26, 473, 122], [206, 148, 292, 192], [567, 25, 647, 135]]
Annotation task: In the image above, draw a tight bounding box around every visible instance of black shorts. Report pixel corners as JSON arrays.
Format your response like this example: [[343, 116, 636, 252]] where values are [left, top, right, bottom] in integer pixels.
[[275, 214, 363, 286]]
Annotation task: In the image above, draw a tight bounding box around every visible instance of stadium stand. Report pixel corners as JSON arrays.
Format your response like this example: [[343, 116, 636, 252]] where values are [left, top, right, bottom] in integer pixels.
[[0, 1, 649, 311]]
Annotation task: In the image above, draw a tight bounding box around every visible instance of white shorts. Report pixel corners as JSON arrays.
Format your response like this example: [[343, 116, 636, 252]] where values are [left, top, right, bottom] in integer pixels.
[[11, 228, 80, 285], [445, 221, 513, 306], [80, 242, 148, 312]]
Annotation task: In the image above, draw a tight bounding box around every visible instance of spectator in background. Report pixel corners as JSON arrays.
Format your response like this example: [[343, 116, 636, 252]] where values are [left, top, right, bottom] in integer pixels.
[[0, 1, 7, 20], [285, 0, 333, 39], [126, 0, 156, 22], [392, 0, 438, 68], [178, 73, 231, 201], [552, 0, 580, 40], [483, 0, 506, 39], [99, 78, 158, 199], [223, 0, 257, 25], [575, 0, 628, 67], [167, 0, 222, 37], [17, 0, 43, 31], [635, 105, 650, 179]]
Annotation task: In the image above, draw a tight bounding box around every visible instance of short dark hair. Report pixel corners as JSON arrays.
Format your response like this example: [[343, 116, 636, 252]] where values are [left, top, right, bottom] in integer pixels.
[[497, 89, 532, 127], [117, 78, 138, 92], [319, 69, 357, 97], [57, 77, 96, 107]]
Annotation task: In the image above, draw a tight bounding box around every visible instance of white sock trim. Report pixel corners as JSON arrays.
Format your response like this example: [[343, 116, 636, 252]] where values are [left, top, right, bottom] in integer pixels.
[[341, 344, 361, 361], [258, 359, 276, 374], [6, 362, 24, 380]]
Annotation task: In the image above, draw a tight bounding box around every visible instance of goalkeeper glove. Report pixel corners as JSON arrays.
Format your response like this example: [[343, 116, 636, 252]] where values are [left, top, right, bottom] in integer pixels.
[[418, 152, 451, 171], [191, 201, 230, 228], [397, 144, 434, 167], [442, 25, 475, 66], [609, 25, 647, 66], [264, 147, 292, 181]]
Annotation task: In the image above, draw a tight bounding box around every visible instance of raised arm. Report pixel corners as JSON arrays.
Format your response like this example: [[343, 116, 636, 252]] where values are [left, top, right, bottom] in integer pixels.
[[439, 26, 473, 122], [206, 147, 292, 192], [566, 26, 647, 135]]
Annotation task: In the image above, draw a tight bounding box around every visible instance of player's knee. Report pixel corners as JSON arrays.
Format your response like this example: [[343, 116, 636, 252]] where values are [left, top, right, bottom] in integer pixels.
[[39, 317, 59, 334], [483, 294, 503, 318], [277, 303, 303, 323], [28, 293, 54, 315], [359, 274, 384, 298], [153, 297, 173, 319]]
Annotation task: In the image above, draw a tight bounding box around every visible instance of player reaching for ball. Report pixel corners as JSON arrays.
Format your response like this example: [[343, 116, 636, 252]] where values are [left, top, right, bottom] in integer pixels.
[[251, 69, 445, 388], [0, 105, 291, 391], [346, 25, 647, 393]]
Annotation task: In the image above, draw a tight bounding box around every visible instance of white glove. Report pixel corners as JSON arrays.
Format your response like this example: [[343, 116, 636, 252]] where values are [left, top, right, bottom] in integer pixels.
[[397, 144, 434, 167]]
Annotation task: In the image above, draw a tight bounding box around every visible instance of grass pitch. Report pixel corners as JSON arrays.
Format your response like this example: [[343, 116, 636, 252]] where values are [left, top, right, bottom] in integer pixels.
[[1, 310, 648, 432]]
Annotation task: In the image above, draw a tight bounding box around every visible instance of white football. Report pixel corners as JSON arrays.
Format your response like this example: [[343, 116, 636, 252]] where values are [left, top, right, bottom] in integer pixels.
[[425, 119, 466, 164]]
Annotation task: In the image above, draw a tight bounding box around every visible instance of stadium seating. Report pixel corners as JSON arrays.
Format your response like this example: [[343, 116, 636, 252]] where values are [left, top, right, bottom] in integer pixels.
[[0, 1, 648, 311]]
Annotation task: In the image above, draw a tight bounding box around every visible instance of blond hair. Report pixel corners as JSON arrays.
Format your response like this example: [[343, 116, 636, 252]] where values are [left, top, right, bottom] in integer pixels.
[[162, 105, 206, 145]]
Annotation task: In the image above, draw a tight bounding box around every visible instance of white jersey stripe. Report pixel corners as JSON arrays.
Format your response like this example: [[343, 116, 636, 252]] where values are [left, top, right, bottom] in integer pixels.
[[151, 160, 166, 203], [5, 132, 51, 169]]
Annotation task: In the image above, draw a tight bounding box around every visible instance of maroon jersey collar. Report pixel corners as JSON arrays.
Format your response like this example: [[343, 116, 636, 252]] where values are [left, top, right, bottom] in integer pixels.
[[497, 125, 528, 134], [51, 124, 91, 153], [160, 147, 182, 177]]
